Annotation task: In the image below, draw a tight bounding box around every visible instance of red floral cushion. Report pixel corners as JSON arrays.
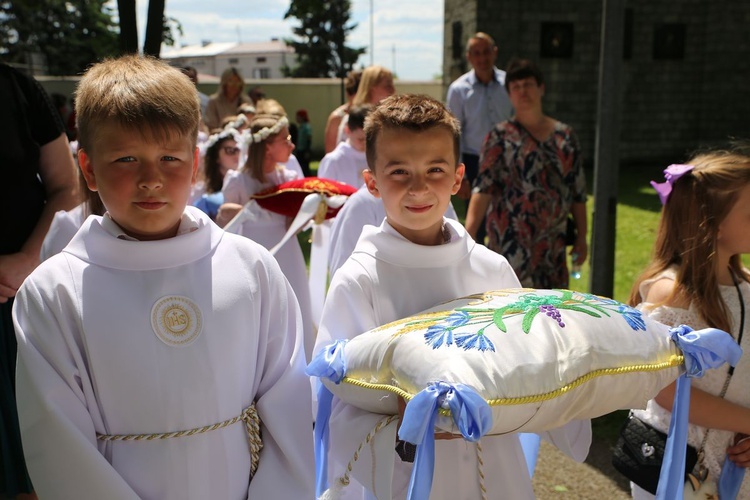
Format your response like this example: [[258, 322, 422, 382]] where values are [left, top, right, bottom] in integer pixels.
[[251, 177, 358, 219]]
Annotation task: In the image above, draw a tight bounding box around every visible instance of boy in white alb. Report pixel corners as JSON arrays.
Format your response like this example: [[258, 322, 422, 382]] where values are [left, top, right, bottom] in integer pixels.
[[318, 104, 370, 188], [314, 94, 590, 499], [12, 56, 314, 499]]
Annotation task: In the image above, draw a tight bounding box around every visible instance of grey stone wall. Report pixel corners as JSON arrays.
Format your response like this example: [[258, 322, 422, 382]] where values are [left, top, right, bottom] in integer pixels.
[[444, 0, 750, 165]]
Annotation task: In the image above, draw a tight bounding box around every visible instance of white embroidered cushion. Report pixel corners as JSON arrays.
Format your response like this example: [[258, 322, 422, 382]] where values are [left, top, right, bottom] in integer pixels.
[[323, 288, 683, 435]]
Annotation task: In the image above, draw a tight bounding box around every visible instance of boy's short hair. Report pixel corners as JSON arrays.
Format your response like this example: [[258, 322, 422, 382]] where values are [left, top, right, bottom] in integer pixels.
[[347, 104, 371, 132], [76, 55, 200, 151], [364, 94, 461, 170]]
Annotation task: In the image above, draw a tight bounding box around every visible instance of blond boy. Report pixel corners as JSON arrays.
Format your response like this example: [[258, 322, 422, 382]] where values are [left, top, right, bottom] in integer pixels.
[[12, 56, 313, 499]]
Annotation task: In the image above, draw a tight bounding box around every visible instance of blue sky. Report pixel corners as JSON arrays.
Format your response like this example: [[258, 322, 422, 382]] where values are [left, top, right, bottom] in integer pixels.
[[131, 0, 444, 80]]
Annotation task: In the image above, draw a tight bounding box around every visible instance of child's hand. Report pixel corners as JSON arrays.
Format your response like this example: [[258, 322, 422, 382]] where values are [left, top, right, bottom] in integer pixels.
[[727, 433, 750, 467], [569, 240, 588, 265], [216, 203, 243, 227]]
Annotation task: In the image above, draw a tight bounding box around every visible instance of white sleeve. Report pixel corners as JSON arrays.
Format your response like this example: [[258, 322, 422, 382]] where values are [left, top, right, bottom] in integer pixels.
[[316, 267, 402, 495], [328, 207, 367, 278], [328, 198, 382, 278], [284, 154, 304, 177], [13, 274, 141, 499], [247, 251, 315, 497], [318, 154, 333, 179], [446, 82, 464, 125], [221, 170, 246, 205], [40, 209, 80, 262], [538, 419, 592, 462]]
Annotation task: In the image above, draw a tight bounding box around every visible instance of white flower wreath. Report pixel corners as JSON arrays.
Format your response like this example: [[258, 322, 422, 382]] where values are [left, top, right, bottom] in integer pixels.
[[249, 116, 289, 144], [199, 127, 245, 156]]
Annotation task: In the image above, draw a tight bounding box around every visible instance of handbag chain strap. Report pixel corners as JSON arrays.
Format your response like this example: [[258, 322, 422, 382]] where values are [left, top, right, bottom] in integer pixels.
[[694, 269, 745, 467]]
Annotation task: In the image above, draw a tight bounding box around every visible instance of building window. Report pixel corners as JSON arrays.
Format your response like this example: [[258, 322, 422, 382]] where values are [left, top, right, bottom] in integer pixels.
[[228, 57, 239, 64], [540, 22, 574, 59], [257, 57, 267, 63], [451, 22, 462, 60], [653, 23, 686, 60], [253, 68, 270, 79]]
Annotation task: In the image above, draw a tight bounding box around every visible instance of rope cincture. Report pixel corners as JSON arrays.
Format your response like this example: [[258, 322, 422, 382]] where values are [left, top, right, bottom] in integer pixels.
[[97, 403, 263, 476], [332, 415, 398, 490]]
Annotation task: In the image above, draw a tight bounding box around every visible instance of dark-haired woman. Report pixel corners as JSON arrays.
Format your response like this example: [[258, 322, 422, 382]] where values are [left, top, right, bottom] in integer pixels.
[[466, 59, 587, 288]]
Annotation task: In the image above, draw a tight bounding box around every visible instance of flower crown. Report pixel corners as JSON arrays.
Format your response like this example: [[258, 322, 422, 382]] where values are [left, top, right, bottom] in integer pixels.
[[200, 127, 244, 156], [248, 116, 288, 144], [225, 114, 248, 130]]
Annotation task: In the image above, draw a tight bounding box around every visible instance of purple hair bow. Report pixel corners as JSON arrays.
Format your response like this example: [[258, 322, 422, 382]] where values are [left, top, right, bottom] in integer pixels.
[[650, 164, 694, 205]]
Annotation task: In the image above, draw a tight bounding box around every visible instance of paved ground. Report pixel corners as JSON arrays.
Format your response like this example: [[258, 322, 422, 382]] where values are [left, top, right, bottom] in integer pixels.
[[532, 437, 631, 499]]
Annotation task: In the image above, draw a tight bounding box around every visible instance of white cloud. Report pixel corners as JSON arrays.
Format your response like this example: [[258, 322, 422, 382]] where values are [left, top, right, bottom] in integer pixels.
[[121, 0, 444, 80]]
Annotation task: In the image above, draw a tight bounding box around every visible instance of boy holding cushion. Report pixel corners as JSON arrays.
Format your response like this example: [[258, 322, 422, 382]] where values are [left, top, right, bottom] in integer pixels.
[[314, 94, 591, 499], [12, 55, 314, 499]]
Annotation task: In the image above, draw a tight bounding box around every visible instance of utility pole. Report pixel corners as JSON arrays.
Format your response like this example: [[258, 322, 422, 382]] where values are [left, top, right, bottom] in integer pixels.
[[370, 0, 374, 66], [590, 0, 625, 297]]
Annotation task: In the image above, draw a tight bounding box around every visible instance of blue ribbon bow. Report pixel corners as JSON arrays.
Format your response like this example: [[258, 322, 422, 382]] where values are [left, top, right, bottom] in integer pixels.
[[305, 339, 348, 498], [398, 381, 493, 500], [656, 326, 742, 499]]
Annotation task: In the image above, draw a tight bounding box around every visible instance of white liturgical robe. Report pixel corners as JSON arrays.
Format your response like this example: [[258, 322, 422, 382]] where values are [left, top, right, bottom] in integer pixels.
[[315, 218, 591, 500], [13, 207, 314, 499]]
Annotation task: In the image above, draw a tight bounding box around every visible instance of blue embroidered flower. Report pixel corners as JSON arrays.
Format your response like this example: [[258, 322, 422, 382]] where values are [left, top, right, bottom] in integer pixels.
[[454, 331, 495, 352], [580, 293, 620, 306], [618, 305, 646, 331], [445, 311, 471, 327], [423, 311, 469, 348], [424, 324, 454, 349]]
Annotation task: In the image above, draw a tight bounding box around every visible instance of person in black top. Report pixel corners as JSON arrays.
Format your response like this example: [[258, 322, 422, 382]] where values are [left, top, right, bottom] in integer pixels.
[[0, 63, 78, 498]]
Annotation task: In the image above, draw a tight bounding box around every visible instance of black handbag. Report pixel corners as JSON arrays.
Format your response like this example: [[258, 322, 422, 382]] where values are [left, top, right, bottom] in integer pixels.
[[611, 413, 698, 494]]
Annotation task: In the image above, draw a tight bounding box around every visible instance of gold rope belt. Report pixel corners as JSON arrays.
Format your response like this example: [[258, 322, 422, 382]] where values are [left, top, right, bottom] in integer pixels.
[[96, 404, 263, 476]]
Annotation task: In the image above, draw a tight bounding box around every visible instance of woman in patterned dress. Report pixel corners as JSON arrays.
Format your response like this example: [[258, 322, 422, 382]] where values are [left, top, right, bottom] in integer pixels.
[[465, 58, 587, 288]]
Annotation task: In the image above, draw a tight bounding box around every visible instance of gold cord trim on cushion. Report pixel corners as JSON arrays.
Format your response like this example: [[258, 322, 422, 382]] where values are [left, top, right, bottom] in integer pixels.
[[342, 355, 684, 417], [96, 403, 263, 476]]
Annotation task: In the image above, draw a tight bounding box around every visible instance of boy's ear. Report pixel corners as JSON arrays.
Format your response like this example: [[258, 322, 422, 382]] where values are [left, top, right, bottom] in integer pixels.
[[78, 149, 98, 192], [363, 169, 380, 198], [451, 163, 466, 195]]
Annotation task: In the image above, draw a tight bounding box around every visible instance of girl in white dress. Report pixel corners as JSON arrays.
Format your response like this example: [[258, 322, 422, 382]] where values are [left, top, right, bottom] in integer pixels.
[[221, 114, 315, 360], [192, 128, 241, 221], [629, 148, 750, 499]]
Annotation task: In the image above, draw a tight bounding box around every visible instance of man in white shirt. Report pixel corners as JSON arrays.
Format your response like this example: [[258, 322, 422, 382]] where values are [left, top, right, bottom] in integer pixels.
[[446, 32, 513, 244]]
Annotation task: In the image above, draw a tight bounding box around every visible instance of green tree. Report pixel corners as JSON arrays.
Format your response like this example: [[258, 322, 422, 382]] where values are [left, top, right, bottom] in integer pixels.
[[0, 0, 120, 75], [284, 0, 366, 78]]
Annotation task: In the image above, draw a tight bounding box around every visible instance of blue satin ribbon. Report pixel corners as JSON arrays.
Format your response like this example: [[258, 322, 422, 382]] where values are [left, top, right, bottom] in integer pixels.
[[398, 381, 492, 500], [719, 457, 745, 499], [655, 326, 742, 500], [305, 340, 348, 498], [519, 433, 542, 476]]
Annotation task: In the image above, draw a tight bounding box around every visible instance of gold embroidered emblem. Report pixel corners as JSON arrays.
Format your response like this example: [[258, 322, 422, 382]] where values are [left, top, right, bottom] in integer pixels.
[[151, 296, 202, 346]]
